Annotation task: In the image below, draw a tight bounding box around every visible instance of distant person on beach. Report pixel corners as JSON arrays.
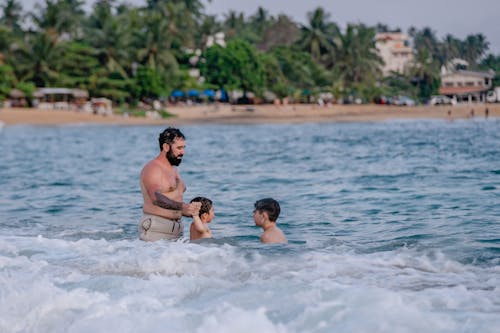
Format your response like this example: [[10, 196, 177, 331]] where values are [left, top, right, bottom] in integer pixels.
[[190, 197, 215, 241], [139, 127, 201, 241], [253, 198, 287, 244], [485, 107, 489, 119]]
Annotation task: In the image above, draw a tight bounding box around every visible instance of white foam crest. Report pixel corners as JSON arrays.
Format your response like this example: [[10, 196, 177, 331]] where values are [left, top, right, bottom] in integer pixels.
[[1, 235, 251, 281], [195, 305, 288, 333], [290, 247, 499, 293], [299, 286, 461, 333], [0, 276, 108, 333]]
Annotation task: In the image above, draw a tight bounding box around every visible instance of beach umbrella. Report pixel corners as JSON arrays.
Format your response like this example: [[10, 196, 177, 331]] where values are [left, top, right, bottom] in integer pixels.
[[171, 90, 185, 97], [187, 89, 200, 97], [219, 89, 228, 102], [203, 89, 215, 97]]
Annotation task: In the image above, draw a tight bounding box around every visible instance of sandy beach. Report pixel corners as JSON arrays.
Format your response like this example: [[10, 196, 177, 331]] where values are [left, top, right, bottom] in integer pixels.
[[1, 103, 498, 126]]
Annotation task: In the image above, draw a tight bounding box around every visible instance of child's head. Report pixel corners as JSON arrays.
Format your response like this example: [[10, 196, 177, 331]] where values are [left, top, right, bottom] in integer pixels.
[[254, 198, 280, 222], [190, 197, 214, 222]]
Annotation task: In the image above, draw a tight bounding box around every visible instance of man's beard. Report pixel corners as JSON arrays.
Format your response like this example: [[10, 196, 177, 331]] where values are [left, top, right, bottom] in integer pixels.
[[166, 149, 182, 166]]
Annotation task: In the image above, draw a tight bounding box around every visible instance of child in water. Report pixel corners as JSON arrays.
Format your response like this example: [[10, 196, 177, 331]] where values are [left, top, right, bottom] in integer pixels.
[[190, 197, 214, 241], [253, 198, 287, 244]]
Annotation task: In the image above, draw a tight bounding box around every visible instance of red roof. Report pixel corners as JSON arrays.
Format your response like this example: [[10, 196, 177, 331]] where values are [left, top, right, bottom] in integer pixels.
[[439, 86, 489, 95]]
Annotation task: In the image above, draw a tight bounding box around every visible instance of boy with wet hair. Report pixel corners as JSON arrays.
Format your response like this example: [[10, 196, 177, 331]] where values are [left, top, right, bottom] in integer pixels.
[[190, 197, 214, 241], [253, 198, 287, 244]]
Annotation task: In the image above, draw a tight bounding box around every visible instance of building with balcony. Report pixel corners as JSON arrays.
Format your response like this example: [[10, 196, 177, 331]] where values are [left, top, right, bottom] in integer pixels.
[[375, 32, 414, 76]]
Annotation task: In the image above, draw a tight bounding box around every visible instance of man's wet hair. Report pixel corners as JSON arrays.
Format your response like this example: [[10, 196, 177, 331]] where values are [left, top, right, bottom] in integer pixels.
[[190, 197, 213, 218], [254, 198, 280, 222], [159, 127, 185, 150]]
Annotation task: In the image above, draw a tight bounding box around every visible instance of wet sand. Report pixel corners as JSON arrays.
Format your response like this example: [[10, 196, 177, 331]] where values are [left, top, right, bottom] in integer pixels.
[[0, 103, 498, 126]]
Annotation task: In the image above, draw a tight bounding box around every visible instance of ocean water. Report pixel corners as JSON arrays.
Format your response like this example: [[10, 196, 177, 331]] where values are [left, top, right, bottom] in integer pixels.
[[0, 118, 499, 333]]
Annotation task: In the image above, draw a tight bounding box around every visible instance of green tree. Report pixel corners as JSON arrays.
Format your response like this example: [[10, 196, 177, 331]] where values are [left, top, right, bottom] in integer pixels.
[[297, 7, 339, 65], [479, 54, 500, 86], [222, 10, 255, 42], [200, 39, 264, 97], [132, 8, 179, 74], [13, 30, 61, 86], [408, 47, 440, 101], [460, 33, 489, 65], [0, 63, 16, 99], [440, 34, 461, 64], [133, 65, 167, 99], [0, 0, 24, 34], [409, 26, 442, 65], [196, 14, 222, 48], [85, 0, 130, 79], [270, 45, 329, 92], [31, 0, 86, 40], [260, 52, 288, 98], [258, 15, 299, 51], [55, 41, 99, 88], [331, 24, 383, 100]]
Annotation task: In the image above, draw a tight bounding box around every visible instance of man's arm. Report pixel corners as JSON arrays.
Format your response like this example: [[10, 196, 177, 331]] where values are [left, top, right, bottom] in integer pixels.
[[154, 191, 201, 217], [154, 191, 183, 210]]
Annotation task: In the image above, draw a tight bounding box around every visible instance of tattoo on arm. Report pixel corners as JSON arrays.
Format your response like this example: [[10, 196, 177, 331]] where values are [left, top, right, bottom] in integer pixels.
[[154, 191, 183, 211]]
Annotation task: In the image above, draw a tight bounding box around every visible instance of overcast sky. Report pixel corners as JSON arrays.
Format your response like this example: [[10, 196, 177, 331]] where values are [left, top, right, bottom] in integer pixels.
[[17, 0, 500, 54]]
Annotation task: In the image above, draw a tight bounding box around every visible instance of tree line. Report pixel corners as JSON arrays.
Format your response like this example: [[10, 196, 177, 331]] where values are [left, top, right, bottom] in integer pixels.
[[0, 0, 499, 106]]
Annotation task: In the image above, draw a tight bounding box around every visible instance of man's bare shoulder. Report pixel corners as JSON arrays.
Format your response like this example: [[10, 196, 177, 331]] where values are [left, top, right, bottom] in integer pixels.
[[142, 158, 163, 175]]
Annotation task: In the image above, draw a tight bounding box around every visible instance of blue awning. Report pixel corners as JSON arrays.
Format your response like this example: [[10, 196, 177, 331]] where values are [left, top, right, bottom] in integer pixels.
[[203, 89, 215, 97], [187, 89, 199, 97], [171, 90, 185, 97]]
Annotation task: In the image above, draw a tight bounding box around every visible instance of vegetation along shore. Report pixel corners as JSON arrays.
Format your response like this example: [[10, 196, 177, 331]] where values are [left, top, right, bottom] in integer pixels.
[[0, 1, 498, 117]]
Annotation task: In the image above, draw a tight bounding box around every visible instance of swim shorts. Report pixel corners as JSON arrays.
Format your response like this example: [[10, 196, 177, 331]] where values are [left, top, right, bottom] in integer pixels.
[[138, 214, 183, 241]]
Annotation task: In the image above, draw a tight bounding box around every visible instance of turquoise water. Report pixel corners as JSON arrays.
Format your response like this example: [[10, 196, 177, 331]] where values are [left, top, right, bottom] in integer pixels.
[[0, 119, 499, 332]]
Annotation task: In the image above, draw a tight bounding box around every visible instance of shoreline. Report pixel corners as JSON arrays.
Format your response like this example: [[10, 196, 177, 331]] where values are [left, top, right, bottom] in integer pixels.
[[1, 103, 498, 126]]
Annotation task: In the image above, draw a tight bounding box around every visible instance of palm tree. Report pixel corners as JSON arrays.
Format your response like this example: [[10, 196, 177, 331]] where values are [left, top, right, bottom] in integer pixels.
[[1, 0, 25, 65], [85, 0, 130, 78], [223, 10, 247, 40], [332, 24, 383, 95], [196, 14, 222, 48], [297, 7, 339, 65], [440, 34, 461, 64], [408, 47, 440, 100], [31, 0, 86, 41], [410, 26, 442, 65], [461, 33, 489, 65], [13, 30, 61, 87], [132, 9, 179, 74], [0, 0, 24, 34], [146, 0, 204, 49], [258, 14, 299, 51], [249, 6, 273, 39]]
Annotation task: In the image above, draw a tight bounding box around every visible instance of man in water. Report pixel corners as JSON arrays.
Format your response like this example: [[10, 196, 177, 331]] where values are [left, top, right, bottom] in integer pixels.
[[139, 127, 201, 241]]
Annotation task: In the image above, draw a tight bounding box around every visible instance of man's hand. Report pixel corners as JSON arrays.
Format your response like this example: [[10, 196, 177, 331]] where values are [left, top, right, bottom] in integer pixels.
[[184, 201, 201, 217]]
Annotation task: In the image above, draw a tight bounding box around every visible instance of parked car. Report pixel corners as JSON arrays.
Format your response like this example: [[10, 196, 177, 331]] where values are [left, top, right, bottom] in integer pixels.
[[393, 95, 416, 106], [486, 87, 500, 103], [429, 95, 455, 105]]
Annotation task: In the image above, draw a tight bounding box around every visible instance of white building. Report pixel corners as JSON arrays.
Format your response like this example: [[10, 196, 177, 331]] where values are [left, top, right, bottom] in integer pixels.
[[439, 59, 495, 103], [375, 32, 414, 76]]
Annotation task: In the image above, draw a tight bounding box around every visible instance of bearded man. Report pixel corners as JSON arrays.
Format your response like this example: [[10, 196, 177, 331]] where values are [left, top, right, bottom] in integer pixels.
[[139, 127, 200, 241]]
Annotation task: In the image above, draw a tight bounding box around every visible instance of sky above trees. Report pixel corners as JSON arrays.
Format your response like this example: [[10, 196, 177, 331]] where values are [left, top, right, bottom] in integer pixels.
[[202, 0, 500, 54], [17, 0, 500, 54]]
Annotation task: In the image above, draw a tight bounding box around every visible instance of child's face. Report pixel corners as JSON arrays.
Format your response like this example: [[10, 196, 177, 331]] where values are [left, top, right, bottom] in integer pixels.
[[203, 207, 215, 223], [253, 209, 263, 226]]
